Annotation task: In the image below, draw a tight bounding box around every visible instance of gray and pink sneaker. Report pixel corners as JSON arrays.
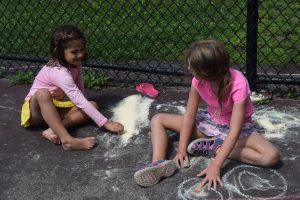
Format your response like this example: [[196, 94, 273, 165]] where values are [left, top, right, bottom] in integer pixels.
[[187, 137, 223, 158], [134, 160, 177, 187]]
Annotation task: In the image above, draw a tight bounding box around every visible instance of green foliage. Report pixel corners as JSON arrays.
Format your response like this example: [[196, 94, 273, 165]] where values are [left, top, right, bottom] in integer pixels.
[[0, 1, 287, 63], [0, 0, 298, 65], [254, 98, 272, 106], [10, 71, 33, 85], [287, 88, 299, 99], [83, 72, 109, 90]]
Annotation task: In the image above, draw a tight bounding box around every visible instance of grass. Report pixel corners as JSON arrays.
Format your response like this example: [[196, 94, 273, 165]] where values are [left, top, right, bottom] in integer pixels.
[[0, 0, 298, 67], [83, 72, 109, 89], [10, 71, 34, 85], [7, 70, 109, 89]]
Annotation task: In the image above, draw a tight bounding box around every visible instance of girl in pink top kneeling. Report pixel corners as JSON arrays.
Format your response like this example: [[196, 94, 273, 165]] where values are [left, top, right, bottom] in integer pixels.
[[134, 40, 280, 190], [21, 24, 124, 150]]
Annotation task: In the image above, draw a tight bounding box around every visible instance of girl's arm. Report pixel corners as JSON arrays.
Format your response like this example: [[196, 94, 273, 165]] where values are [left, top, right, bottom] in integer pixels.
[[196, 100, 246, 191], [174, 86, 200, 167], [212, 100, 246, 168], [50, 68, 108, 127]]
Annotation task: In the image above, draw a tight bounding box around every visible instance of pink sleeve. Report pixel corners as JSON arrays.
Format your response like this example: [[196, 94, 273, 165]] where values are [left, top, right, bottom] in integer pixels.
[[231, 77, 251, 104], [191, 77, 198, 89], [50, 68, 108, 127]]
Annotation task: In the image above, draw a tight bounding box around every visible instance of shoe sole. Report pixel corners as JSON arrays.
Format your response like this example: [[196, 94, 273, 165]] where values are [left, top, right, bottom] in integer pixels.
[[187, 137, 217, 157], [134, 160, 176, 187]]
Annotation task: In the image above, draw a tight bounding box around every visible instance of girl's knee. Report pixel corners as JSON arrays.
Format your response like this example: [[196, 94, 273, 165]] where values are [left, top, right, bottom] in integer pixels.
[[261, 148, 280, 167], [151, 113, 163, 126], [35, 89, 51, 101]]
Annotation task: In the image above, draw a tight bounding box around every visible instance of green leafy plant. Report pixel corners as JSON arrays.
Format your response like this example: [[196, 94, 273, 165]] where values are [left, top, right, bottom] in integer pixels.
[[287, 88, 299, 99], [10, 71, 34, 84], [83, 72, 109, 89]]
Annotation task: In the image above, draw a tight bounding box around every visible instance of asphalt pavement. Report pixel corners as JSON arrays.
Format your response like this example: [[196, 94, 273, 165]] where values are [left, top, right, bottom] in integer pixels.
[[0, 78, 299, 200]]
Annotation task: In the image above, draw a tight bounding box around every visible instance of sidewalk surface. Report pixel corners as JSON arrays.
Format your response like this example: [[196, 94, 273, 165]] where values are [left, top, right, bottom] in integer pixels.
[[0, 78, 299, 200]]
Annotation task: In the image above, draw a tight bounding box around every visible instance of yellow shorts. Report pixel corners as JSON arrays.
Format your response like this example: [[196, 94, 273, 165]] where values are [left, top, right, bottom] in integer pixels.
[[20, 99, 75, 127]]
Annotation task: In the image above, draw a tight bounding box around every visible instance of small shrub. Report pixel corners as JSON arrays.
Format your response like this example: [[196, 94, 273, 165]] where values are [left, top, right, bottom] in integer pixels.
[[287, 88, 299, 99], [84, 72, 109, 89], [10, 71, 34, 84]]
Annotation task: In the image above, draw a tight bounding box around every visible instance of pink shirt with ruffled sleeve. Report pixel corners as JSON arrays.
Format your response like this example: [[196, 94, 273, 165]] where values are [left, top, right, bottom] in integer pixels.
[[25, 64, 108, 127], [192, 68, 253, 125]]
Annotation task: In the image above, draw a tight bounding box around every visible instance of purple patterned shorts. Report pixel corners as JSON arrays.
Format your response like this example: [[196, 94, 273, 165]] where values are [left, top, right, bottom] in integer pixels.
[[195, 111, 257, 141]]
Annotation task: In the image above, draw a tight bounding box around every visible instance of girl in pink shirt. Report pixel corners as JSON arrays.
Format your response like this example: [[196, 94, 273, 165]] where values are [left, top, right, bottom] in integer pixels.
[[21, 24, 124, 150], [134, 40, 280, 190]]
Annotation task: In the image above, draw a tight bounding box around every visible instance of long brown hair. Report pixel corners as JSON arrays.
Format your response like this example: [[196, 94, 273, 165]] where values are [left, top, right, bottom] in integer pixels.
[[48, 24, 87, 68], [185, 40, 231, 112]]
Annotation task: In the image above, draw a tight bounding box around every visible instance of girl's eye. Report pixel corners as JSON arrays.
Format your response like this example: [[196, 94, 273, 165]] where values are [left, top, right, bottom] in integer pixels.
[[69, 48, 84, 55]]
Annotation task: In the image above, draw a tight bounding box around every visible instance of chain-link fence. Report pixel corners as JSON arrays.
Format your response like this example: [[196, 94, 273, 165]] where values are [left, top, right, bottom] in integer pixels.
[[0, 0, 299, 96]]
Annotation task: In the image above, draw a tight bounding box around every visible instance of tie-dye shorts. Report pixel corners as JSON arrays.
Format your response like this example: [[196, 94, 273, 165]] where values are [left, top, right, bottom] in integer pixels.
[[195, 111, 257, 140]]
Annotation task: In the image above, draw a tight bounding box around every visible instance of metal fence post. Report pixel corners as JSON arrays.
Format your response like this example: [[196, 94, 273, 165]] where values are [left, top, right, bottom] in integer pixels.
[[246, 0, 259, 91]]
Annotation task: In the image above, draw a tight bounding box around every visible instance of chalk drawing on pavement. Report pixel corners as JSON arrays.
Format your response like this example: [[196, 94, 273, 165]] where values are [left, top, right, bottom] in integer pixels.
[[177, 165, 288, 200]]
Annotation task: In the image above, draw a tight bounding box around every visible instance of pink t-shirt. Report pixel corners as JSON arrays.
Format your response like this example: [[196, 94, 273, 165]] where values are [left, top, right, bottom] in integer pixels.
[[192, 68, 253, 125], [25, 64, 108, 127]]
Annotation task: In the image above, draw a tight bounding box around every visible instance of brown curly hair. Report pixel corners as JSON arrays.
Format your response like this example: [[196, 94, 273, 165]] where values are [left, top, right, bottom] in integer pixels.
[[48, 24, 87, 68]]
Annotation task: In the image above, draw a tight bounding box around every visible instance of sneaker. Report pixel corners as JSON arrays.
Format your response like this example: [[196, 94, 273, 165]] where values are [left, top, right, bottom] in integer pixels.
[[134, 160, 177, 187], [187, 137, 223, 158]]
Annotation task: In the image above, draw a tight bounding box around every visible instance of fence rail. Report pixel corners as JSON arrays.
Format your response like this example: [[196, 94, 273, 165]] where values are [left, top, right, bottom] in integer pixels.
[[0, 0, 299, 96]]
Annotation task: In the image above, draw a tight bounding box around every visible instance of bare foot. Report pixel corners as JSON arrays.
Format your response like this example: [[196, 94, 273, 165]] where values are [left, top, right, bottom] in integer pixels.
[[42, 128, 61, 144], [62, 137, 96, 150]]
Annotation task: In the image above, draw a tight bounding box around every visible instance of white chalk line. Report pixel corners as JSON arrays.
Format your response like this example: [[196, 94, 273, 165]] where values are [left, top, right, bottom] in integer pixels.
[[94, 96, 294, 199], [177, 178, 224, 200], [252, 106, 300, 140], [178, 165, 288, 200], [0, 105, 21, 113], [226, 165, 287, 200]]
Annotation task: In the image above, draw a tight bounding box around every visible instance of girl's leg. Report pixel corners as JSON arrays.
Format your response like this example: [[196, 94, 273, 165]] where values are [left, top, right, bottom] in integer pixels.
[[228, 133, 280, 167], [29, 89, 95, 150], [60, 101, 99, 127], [134, 113, 206, 187], [150, 113, 205, 161], [42, 101, 98, 142]]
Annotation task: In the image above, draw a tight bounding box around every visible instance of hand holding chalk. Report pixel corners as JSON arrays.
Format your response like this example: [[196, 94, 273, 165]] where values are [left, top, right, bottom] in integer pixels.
[[173, 152, 190, 168], [183, 158, 190, 168]]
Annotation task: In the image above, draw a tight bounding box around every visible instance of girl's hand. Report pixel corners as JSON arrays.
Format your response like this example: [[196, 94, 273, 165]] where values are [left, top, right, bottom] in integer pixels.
[[194, 164, 223, 192], [173, 151, 190, 168], [104, 121, 124, 135]]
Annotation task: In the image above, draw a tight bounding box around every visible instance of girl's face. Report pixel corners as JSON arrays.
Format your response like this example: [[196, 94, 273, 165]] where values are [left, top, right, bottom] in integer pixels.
[[64, 39, 85, 66]]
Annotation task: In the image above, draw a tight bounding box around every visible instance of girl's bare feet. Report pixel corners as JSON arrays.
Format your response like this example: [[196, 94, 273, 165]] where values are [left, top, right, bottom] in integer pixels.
[[42, 128, 61, 144], [42, 128, 95, 150], [62, 137, 96, 150]]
